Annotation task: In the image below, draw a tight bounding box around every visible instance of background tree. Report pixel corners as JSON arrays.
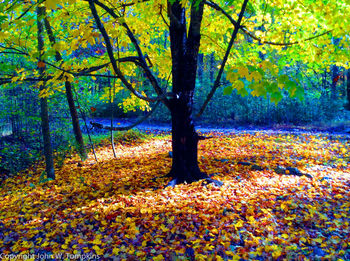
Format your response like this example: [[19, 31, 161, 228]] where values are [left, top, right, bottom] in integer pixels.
[[37, 5, 55, 179], [43, 13, 87, 160]]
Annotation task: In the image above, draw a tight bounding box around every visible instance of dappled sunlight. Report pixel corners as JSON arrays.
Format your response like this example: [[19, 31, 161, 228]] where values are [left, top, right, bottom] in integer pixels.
[[0, 132, 349, 259]]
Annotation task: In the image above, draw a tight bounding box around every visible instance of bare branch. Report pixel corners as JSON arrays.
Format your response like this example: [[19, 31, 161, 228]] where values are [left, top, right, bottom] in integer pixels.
[[243, 28, 332, 46], [0, 51, 28, 55], [0, 44, 28, 56]]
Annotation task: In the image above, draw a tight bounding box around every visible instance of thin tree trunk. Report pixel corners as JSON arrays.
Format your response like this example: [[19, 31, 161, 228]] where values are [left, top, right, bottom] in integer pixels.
[[65, 81, 87, 160], [346, 69, 350, 110], [110, 84, 117, 158], [43, 16, 87, 160], [37, 5, 55, 179], [73, 87, 98, 163]]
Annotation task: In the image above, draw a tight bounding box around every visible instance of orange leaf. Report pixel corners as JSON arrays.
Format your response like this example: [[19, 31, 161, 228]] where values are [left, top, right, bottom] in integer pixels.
[[37, 61, 45, 68]]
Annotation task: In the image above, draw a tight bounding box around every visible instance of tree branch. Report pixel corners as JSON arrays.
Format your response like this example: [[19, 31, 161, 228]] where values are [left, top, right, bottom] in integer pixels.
[[0, 45, 28, 56], [43, 57, 138, 77], [91, 0, 170, 107], [159, 4, 170, 28], [198, 0, 332, 117], [0, 76, 52, 85], [88, 0, 169, 104], [205, 0, 332, 46], [197, 0, 249, 117]]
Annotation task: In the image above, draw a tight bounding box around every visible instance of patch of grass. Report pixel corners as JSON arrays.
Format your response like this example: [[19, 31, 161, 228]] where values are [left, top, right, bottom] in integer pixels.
[[83, 129, 150, 147]]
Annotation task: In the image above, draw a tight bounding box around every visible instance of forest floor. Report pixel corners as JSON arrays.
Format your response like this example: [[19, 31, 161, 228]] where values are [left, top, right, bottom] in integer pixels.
[[0, 129, 349, 260]]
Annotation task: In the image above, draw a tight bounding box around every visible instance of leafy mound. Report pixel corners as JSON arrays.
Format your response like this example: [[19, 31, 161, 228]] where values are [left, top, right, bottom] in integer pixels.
[[0, 132, 349, 260]]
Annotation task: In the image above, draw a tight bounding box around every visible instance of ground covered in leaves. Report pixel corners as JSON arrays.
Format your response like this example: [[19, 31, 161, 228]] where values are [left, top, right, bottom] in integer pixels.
[[0, 131, 349, 260]]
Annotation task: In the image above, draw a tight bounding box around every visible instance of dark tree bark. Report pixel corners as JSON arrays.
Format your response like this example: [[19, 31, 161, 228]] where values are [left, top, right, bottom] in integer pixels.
[[37, 5, 55, 179], [166, 0, 208, 184], [166, 0, 248, 184]]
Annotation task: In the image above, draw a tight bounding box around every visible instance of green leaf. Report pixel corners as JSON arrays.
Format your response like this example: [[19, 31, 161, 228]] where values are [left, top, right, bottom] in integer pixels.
[[247, 1, 255, 12], [295, 86, 305, 101], [234, 80, 245, 90], [251, 82, 266, 97], [285, 80, 297, 97], [0, 15, 7, 23], [237, 87, 249, 97], [223, 86, 233, 95], [270, 92, 283, 105], [266, 82, 279, 93], [278, 75, 289, 84]]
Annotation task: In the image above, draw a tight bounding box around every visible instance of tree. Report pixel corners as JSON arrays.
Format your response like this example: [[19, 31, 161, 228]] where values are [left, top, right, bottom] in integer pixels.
[[1, 0, 349, 184], [37, 5, 55, 179], [43, 13, 88, 160], [85, 0, 349, 185]]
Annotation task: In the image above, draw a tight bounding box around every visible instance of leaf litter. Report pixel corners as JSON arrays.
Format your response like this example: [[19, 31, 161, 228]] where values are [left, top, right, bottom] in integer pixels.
[[0, 132, 349, 260]]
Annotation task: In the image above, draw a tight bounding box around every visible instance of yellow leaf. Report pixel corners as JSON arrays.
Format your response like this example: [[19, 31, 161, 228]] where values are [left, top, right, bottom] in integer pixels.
[[284, 214, 296, 220], [92, 238, 102, 245], [45, 0, 59, 10], [281, 234, 289, 239], [272, 249, 282, 258], [251, 71, 262, 82], [92, 245, 104, 255], [153, 254, 164, 261], [314, 238, 323, 244], [237, 66, 249, 78], [41, 241, 49, 247], [248, 216, 256, 225], [234, 220, 243, 230], [216, 255, 224, 261], [112, 247, 120, 255], [335, 194, 343, 199]]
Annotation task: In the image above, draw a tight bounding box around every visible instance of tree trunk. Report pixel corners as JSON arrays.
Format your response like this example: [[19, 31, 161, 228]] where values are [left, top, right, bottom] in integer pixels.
[[346, 69, 350, 110], [37, 5, 55, 179], [65, 81, 87, 160], [43, 16, 87, 160], [167, 0, 207, 184], [168, 98, 207, 183]]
